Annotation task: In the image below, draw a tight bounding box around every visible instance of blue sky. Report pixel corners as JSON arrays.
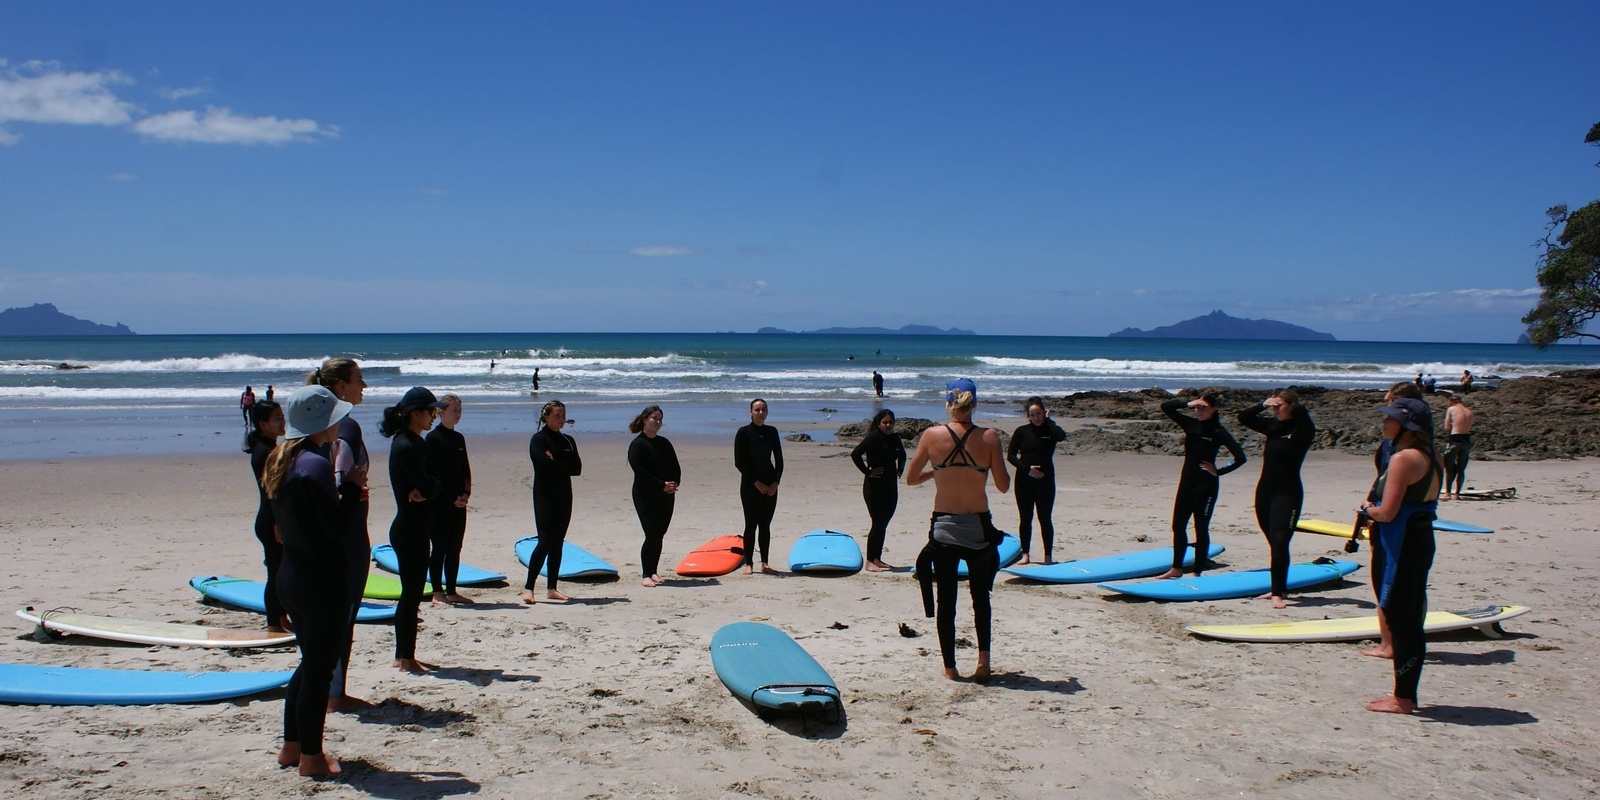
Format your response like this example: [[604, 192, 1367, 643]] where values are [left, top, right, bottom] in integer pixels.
[[2, 2, 1597, 342]]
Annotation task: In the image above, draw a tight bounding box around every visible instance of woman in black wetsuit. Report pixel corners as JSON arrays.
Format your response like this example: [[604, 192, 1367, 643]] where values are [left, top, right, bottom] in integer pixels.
[[1358, 397, 1442, 715], [524, 400, 583, 603], [1006, 397, 1068, 565], [245, 399, 287, 631], [734, 398, 783, 575], [852, 408, 906, 572], [1237, 388, 1316, 609], [265, 385, 354, 777], [307, 358, 371, 712], [628, 405, 680, 587], [425, 394, 473, 605], [1158, 395, 1246, 578], [378, 387, 446, 673]]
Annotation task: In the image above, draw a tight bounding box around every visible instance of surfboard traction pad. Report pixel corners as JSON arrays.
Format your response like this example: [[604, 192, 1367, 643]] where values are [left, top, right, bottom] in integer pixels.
[[747, 682, 843, 724]]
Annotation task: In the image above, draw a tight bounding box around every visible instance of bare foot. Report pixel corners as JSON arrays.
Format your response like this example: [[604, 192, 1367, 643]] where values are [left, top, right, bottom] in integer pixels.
[[1042, 557, 1055, 566], [298, 753, 341, 777], [1365, 695, 1417, 714], [1017, 554, 1031, 566], [1257, 592, 1274, 600], [445, 593, 474, 605], [327, 695, 374, 713], [1271, 595, 1287, 610], [972, 664, 992, 684], [520, 589, 537, 604], [875, 561, 896, 571], [760, 564, 780, 575], [942, 667, 960, 681], [744, 565, 754, 575], [1360, 646, 1395, 659], [394, 658, 430, 673], [1158, 568, 1185, 580], [431, 593, 449, 606], [641, 577, 658, 587], [651, 574, 663, 583], [267, 625, 289, 634], [546, 590, 571, 602], [864, 563, 883, 572], [277, 742, 300, 767]]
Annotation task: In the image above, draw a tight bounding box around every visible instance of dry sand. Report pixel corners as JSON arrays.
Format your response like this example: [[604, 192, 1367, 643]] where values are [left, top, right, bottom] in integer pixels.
[[1, 429, 1597, 799]]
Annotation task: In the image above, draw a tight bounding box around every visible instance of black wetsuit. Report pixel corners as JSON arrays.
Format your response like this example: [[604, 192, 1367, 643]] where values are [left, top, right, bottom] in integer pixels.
[[734, 423, 784, 566], [628, 433, 681, 579], [1443, 433, 1471, 497], [387, 428, 438, 661], [271, 444, 349, 758], [249, 438, 287, 628], [330, 415, 368, 699], [1371, 448, 1442, 703], [425, 425, 471, 595], [527, 426, 582, 591], [1237, 403, 1316, 597], [1006, 419, 1068, 561], [1161, 400, 1246, 573], [851, 429, 906, 562]]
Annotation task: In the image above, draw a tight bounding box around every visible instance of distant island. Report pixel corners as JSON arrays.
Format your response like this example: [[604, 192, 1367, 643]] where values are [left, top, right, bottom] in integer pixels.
[[1109, 310, 1333, 341], [0, 303, 136, 336], [757, 324, 976, 336]]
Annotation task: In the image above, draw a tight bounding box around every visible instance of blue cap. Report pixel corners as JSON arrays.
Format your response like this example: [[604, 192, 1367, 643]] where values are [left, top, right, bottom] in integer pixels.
[[945, 377, 977, 404], [1377, 397, 1431, 434]]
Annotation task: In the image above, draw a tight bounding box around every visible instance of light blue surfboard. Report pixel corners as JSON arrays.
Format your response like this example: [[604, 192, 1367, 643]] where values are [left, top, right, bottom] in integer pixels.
[[1004, 544, 1226, 584], [1098, 559, 1360, 601], [787, 530, 864, 573], [513, 537, 618, 579], [188, 576, 397, 623], [371, 544, 507, 585], [710, 621, 840, 715], [1434, 518, 1494, 534], [0, 663, 293, 705]]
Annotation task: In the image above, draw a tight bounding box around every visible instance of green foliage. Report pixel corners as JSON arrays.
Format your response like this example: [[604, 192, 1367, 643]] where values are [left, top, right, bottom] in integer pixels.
[[1523, 123, 1600, 348]]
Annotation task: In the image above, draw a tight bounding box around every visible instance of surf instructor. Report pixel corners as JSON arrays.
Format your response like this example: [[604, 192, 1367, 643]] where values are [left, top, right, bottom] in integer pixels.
[[907, 377, 1010, 682]]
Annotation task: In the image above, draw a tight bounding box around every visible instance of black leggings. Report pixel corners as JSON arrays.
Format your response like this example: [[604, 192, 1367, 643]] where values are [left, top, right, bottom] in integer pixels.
[[1171, 473, 1219, 572], [1013, 472, 1056, 559], [862, 478, 898, 562], [923, 526, 1001, 669], [389, 513, 431, 661], [429, 502, 467, 595], [634, 490, 675, 578], [1254, 484, 1302, 597], [526, 490, 572, 591], [283, 605, 344, 756], [740, 482, 777, 566], [1384, 522, 1436, 702], [254, 517, 286, 627], [1443, 436, 1471, 496], [329, 503, 368, 700]]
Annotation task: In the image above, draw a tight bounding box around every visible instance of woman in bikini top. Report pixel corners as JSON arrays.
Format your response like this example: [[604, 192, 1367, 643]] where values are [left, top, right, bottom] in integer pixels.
[[908, 379, 1009, 514]]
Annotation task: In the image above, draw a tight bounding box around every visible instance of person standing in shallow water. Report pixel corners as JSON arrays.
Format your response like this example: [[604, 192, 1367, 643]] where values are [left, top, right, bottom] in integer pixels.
[[524, 400, 582, 603], [734, 398, 784, 575], [628, 405, 680, 587], [852, 408, 906, 572], [1237, 388, 1315, 609]]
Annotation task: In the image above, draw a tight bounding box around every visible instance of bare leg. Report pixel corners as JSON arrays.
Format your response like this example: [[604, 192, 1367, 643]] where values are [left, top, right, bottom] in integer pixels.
[[1365, 695, 1417, 714], [1361, 608, 1395, 658]]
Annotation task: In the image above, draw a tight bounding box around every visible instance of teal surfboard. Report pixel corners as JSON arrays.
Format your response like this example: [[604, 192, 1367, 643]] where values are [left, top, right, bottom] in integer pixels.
[[1434, 518, 1494, 534], [1098, 559, 1360, 601], [1004, 544, 1225, 584], [787, 530, 864, 573], [188, 576, 397, 623], [513, 537, 618, 579], [0, 663, 292, 705], [710, 621, 840, 715], [371, 544, 506, 585]]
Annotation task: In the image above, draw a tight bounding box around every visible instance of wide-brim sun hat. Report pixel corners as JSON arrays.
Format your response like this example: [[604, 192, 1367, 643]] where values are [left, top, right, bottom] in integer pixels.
[[1376, 397, 1431, 434], [284, 385, 354, 440]]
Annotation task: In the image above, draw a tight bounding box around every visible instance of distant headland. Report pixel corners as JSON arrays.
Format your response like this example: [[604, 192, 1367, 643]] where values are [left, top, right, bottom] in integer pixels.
[[0, 303, 136, 336], [1109, 310, 1334, 341], [757, 324, 976, 336]]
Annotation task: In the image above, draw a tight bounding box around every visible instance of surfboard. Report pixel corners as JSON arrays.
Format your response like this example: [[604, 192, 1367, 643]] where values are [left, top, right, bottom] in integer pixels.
[[188, 576, 397, 623], [1458, 487, 1516, 500], [1296, 518, 1362, 539], [787, 530, 864, 573], [1002, 544, 1226, 584], [1185, 604, 1531, 643], [675, 535, 747, 577], [512, 537, 619, 579], [912, 533, 1024, 578], [0, 663, 293, 706], [1097, 559, 1360, 601], [16, 608, 295, 649], [362, 572, 434, 600], [371, 544, 506, 585], [709, 621, 840, 715], [1434, 518, 1495, 534]]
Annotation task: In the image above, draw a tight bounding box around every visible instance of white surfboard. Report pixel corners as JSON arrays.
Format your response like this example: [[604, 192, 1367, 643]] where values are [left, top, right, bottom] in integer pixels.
[[17, 608, 296, 649], [1184, 604, 1530, 643]]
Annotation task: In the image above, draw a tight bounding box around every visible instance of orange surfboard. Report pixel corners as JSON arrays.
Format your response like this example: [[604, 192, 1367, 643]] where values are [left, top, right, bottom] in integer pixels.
[[675, 535, 747, 577]]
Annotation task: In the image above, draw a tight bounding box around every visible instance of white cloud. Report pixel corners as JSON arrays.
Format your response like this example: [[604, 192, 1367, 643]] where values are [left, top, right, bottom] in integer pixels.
[[158, 85, 210, 101], [629, 245, 694, 257], [130, 106, 338, 145], [0, 60, 135, 144], [682, 278, 769, 294]]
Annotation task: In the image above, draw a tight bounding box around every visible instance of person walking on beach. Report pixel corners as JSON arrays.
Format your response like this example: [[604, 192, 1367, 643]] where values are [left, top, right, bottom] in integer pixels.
[[524, 400, 582, 603], [1157, 394, 1245, 579], [264, 385, 354, 777], [628, 405, 680, 587], [852, 408, 906, 571], [907, 378, 1010, 682], [307, 358, 373, 712], [1007, 397, 1068, 565], [1359, 397, 1442, 715], [240, 385, 256, 425], [735, 398, 784, 574], [379, 387, 446, 673], [425, 394, 473, 605], [1442, 394, 1475, 501], [245, 399, 289, 632], [1237, 389, 1316, 609]]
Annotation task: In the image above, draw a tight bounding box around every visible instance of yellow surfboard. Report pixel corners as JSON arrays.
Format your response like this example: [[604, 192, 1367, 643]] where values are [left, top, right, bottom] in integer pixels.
[[1297, 518, 1364, 539], [1185, 604, 1530, 643]]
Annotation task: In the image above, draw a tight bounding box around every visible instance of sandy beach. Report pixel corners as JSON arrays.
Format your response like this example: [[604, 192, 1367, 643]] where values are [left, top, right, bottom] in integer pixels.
[[2, 425, 1597, 799]]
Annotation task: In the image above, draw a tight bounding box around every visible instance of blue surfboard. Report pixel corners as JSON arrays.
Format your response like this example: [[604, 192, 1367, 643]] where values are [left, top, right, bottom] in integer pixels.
[[188, 576, 397, 623], [371, 544, 507, 585], [1434, 518, 1494, 534], [513, 537, 618, 579], [787, 530, 864, 573], [913, 533, 1023, 578], [1004, 544, 1226, 584], [1098, 559, 1360, 601], [0, 663, 293, 705], [710, 621, 840, 715]]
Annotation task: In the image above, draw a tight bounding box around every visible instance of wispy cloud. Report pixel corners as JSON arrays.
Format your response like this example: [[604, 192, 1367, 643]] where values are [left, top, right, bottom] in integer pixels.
[[107, 172, 136, 182], [0, 60, 135, 144], [682, 278, 769, 294], [158, 85, 210, 101], [131, 106, 339, 145], [629, 245, 695, 257], [420, 187, 448, 196]]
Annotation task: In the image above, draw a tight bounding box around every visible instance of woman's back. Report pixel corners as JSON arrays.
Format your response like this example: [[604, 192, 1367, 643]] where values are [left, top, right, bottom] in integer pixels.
[[920, 422, 1005, 514]]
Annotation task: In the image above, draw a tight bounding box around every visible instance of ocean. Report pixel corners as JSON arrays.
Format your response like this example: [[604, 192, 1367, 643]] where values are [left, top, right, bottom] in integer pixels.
[[1, 332, 1593, 459]]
